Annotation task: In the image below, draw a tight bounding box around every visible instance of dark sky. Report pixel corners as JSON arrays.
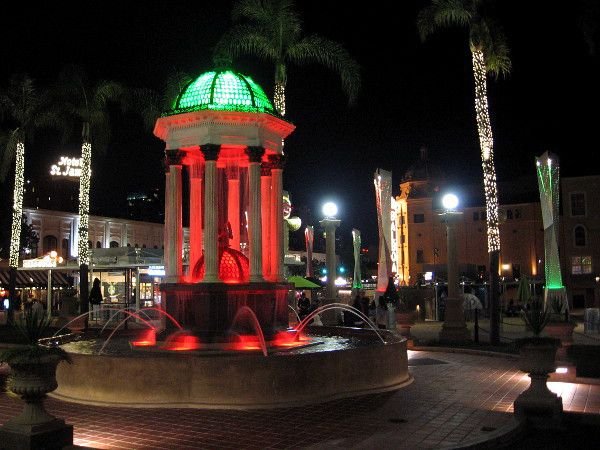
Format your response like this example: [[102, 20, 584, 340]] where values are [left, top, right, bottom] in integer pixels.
[[1, 1, 599, 249]]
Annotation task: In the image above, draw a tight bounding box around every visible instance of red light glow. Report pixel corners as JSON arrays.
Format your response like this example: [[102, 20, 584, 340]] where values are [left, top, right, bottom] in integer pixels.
[[229, 334, 263, 351], [272, 331, 308, 347], [130, 328, 157, 347], [162, 332, 201, 351]]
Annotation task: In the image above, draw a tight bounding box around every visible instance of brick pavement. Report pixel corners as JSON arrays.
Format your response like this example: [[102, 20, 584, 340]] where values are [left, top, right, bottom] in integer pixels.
[[1, 350, 599, 449]]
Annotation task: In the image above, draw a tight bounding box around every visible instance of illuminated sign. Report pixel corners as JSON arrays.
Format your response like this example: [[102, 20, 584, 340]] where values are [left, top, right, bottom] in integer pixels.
[[23, 256, 56, 268], [50, 156, 82, 178], [147, 265, 165, 276]]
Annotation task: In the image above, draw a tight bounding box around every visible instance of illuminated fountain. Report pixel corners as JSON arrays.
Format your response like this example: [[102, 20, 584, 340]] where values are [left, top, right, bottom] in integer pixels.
[[51, 68, 411, 409]]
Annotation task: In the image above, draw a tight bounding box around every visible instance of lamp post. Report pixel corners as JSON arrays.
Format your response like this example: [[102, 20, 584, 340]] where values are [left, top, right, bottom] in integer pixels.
[[439, 194, 471, 343], [320, 202, 340, 301]]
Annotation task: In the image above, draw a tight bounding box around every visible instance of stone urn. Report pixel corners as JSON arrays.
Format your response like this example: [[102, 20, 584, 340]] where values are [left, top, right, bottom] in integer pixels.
[[544, 321, 576, 361], [0, 353, 73, 448], [514, 337, 562, 427], [395, 311, 415, 338]]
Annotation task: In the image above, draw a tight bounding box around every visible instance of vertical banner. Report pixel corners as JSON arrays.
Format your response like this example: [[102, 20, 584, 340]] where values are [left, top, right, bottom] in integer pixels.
[[374, 169, 393, 294], [305, 225, 314, 277], [352, 229, 362, 290]]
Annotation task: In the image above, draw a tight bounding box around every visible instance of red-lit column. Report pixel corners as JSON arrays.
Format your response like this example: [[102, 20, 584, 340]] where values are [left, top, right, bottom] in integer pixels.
[[164, 150, 184, 283], [201, 144, 221, 282], [246, 146, 265, 282], [261, 162, 272, 280], [269, 154, 285, 282], [189, 161, 203, 279], [227, 170, 241, 251]]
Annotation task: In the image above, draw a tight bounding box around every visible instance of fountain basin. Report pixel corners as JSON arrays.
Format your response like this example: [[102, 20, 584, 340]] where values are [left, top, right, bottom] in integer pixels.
[[51, 328, 412, 409]]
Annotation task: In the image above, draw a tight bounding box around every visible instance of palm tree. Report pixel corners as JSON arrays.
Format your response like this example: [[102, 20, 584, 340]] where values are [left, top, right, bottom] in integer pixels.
[[0, 75, 45, 320], [50, 65, 125, 312], [215, 0, 361, 116], [418, 0, 511, 344]]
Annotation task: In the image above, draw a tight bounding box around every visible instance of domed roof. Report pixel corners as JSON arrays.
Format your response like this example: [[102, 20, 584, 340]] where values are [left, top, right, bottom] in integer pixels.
[[165, 69, 275, 116]]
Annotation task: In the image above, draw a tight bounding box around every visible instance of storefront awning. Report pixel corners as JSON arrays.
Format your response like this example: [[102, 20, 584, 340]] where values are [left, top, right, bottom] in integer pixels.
[[0, 269, 73, 288]]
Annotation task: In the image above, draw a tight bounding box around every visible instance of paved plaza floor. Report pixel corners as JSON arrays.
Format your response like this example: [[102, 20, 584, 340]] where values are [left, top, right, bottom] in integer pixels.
[[1, 343, 600, 449]]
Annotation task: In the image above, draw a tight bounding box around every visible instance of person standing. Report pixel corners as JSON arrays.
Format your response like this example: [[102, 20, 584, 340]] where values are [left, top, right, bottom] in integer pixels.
[[89, 277, 103, 321]]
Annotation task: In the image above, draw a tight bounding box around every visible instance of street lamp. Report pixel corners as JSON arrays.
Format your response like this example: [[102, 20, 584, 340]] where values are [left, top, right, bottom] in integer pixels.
[[439, 193, 471, 343], [319, 202, 340, 303]]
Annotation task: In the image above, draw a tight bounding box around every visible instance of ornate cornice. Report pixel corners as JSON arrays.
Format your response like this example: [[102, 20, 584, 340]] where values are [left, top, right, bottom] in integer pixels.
[[268, 154, 286, 170], [200, 144, 221, 161], [245, 146, 265, 163]]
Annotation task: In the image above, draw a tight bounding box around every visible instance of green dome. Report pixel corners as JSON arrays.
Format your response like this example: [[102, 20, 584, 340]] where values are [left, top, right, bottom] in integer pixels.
[[165, 70, 275, 116]]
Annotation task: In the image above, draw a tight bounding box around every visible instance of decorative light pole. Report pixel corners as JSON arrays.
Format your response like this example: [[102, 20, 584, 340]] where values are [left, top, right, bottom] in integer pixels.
[[439, 194, 471, 343], [320, 202, 340, 300]]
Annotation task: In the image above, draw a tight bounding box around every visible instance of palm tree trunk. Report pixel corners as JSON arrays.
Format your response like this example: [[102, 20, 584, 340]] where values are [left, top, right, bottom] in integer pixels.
[[78, 135, 91, 313], [8, 140, 25, 321], [274, 63, 287, 116], [472, 49, 501, 345]]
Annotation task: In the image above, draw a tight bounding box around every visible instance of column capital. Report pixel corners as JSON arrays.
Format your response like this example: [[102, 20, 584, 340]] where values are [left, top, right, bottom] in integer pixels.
[[261, 162, 272, 177], [268, 153, 286, 170], [165, 149, 185, 166], [200, 144, 221, 161], [245, 146, 265, 163]]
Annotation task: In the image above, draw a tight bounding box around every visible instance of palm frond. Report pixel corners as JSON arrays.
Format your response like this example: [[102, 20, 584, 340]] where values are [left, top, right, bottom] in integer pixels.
[[163, 70, 193, 110], [287, 34, 361, 104], [93, 81, 126, 111], [0, 130, 19, 183], [215, 25, 278, 63], [418, 0, 472, 41], [482, 23, 511, 79]]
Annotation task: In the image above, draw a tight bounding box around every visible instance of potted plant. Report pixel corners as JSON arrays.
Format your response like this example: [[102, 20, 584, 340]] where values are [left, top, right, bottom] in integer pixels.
[[544, 296, 576, 361], [0, 310, 73, 447], [513, 296, 562, 426]]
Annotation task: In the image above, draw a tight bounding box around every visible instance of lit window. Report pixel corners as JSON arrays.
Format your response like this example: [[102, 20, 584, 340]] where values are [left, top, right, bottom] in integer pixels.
[[570, 193, 586, 216], [574, 226, 586, 247], [571, 256, 592, 275]]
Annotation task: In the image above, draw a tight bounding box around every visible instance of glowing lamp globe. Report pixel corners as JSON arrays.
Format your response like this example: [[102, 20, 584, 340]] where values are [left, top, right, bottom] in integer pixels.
[[442, 194, 459, 211], [322, 202, 338, 218]]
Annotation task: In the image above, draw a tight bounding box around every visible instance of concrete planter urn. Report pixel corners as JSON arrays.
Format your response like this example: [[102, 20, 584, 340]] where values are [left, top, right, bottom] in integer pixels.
[[544, 320, 576, 361], [395, 311, 415, 337], [514, 337, 562, 427], [0, 311, 73, 448]]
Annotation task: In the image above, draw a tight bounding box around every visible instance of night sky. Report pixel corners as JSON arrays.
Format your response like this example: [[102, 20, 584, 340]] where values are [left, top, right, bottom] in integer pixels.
[[1, 1, 598, 251]]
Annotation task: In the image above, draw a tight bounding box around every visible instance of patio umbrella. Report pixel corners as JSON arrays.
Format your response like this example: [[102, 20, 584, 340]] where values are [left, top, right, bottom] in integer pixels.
[[462, 292, 483, 310], [287, 276, 322, 289]]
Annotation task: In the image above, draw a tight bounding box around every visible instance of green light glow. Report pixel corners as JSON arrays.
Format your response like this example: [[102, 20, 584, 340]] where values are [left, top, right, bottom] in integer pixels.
[[166, 70, 275, 116]]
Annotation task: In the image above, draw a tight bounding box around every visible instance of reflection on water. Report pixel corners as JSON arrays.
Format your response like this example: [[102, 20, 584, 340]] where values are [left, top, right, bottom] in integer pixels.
[[60, 333, 375, 357]]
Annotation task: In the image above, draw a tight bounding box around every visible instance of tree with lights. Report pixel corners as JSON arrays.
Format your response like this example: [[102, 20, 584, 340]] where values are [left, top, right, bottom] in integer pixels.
[[418, 0, 511, 345], [214, 0, 361, 116], [50, 65, 125, 313], [0, 74, 54, 321]]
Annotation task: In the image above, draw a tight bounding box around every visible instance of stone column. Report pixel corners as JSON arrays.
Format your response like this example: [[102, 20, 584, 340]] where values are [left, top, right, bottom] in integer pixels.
[[227, 173, 241, 251], [164, 150, 184, 283], [269, 154, 285, 282], [189, 161, 203, 278], [201, 144, 220, 282], [320, 218, 341, 300], [104, 221, 110, 248], [261, 162, 272, 280], [439, 211, 470, 342], [246, 146, 265, 282]]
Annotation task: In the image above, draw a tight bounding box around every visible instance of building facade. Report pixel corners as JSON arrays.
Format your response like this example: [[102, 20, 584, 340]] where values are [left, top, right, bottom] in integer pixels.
[[394, 153, 599, 308]]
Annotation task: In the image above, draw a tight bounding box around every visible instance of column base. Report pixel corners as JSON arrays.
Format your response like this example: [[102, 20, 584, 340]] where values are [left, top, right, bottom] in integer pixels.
[[0, 419, 73, 450], [250, 275, 265, 283], [439, 323, 471, 343]]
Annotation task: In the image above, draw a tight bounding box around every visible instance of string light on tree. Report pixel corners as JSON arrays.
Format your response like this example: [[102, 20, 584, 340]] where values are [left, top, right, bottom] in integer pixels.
[[473, 50, 500, 254], [9, 142, 25, 268], [78, 141, 92, 266]]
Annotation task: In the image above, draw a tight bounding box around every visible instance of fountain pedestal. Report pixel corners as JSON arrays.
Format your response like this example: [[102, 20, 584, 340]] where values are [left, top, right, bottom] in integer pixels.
[[161, 282, 291, 342]]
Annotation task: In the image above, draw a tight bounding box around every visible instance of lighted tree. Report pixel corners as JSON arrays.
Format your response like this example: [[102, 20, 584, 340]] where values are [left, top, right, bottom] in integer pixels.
[[214, 0, 361, 116], [0, 75, 50, 319], [418, 0, 511, 344], [50, 65, 125, 311]]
